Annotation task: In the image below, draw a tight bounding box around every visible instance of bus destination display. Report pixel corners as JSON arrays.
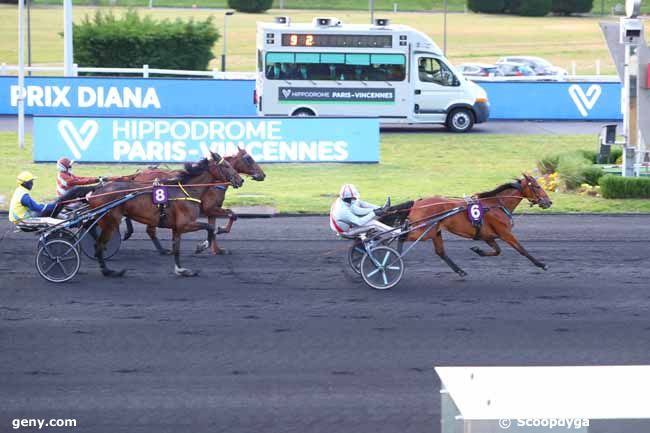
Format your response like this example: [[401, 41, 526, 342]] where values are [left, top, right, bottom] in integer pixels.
[[281, 34, 393, 48]]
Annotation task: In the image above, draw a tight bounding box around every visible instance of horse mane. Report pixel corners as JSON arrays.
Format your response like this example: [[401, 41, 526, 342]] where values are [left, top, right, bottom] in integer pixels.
[[178, 158, 210, 183], [475, 180, 521, 198]]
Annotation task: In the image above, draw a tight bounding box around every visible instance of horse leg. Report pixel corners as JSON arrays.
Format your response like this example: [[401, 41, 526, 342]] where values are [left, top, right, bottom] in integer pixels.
[[499, 230, 548, 270], [470, 239, 502, 257], [175, 222, 215, 276], [195, 208, 235, 255], [217, 209, 237, 234], [212, 210, 237, 255], [146, 225, 172, 255], [95, 222, 126, 277], [172, 229, 197, 277], [433, 230, 467, 277], [123, 217, 134, 241]]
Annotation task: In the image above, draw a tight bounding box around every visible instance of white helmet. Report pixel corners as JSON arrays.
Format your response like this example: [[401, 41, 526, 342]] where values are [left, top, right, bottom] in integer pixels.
[[339, 184, 360, 200]]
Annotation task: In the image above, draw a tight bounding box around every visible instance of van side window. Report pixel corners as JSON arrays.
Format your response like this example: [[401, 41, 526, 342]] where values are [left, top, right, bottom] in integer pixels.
[[417, 57, 458, 87], [264, 52, 405, 81]]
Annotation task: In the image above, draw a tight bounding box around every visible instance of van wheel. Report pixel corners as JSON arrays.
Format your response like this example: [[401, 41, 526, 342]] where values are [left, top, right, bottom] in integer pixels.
[[446, 108, 474, 133], [292, 108, 315, 117]]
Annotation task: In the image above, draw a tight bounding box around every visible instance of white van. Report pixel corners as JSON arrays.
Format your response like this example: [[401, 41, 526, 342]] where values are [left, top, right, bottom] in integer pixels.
[[255, 17, 489, 132]]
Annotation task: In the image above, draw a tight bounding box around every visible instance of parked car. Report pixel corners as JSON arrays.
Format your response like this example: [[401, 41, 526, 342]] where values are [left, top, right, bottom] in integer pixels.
[[497, 62, 536, 77], [497, 56, 568, 76], [457, 63, 504, 77]]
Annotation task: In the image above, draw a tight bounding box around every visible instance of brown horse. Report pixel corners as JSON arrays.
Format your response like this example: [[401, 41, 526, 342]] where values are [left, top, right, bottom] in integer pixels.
[[123, 148, 266, 255], [87, 152, 243, 277], [403, 173, 552, 277]]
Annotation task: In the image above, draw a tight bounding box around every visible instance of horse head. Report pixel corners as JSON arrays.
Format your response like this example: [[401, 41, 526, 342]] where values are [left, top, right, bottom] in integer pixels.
[[520, 172, 552, 209], [208, 151, 244, 188], [230, 147, 266, 181]]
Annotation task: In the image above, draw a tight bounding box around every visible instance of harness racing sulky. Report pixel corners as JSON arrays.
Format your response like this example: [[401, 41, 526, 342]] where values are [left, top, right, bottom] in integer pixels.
[[341, 174, 552, 290], [13, 152, 244, 283]]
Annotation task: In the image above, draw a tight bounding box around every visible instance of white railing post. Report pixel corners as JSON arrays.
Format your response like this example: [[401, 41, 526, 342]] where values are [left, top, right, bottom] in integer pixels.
[[72, 63, 78, 76], [571, 61, 576, 76], [212, 68, 219, 78], [393, 3, 397, 12], [596, 59, 601, 75], [0, 63, 6, 75], [143, 64, 149, 78]]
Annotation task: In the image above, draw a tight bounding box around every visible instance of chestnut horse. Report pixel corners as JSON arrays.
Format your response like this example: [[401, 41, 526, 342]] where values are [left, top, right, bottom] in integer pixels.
[[87, 153, 243, 277], [122, 148, 266, 254], [403, 173, 552, 277]]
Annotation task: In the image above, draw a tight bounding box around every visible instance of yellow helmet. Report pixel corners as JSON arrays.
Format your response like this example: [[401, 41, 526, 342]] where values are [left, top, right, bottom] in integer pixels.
[[17, 171, 36, 184]]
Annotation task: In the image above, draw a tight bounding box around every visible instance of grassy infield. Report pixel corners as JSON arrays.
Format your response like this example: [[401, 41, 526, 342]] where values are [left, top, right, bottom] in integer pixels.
[[2, 132, 650, 214], [1, 4, 648, 213]]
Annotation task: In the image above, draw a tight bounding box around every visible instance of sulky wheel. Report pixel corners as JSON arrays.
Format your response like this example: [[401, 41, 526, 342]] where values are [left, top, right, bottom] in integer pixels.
[[80, 227, 121, 261], [360, 246, 405, 290], [347, 240, 367, 275], [44, 229, 78, 249], [35, 238, 81, 283]]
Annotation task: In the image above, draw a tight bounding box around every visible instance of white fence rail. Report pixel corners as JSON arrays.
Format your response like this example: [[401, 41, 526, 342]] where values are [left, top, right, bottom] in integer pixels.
[[0, 63, 257, 80], [0, 63, 619, 82]]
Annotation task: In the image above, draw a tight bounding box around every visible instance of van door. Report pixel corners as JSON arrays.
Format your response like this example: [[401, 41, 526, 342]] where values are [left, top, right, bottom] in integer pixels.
[[412, 55, 463, 123]]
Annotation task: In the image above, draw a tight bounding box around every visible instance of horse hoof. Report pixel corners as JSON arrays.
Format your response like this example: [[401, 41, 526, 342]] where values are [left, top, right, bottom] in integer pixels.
[[457, 270, 468, 277], [540, 264, 549, 271], [195, 241, 209, 254], [159, 249, 173, 256], [175, 266, 199, 277], [212, 248, 230, 256], [470, 247, 482, 256], [122, 233, 132, 241], [102, 269, 126, 277], [217, 226, 228, 235]]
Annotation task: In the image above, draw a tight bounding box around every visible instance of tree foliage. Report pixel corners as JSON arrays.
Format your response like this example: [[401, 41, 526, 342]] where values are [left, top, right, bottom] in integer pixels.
[[468, 0, 505, 13], [551, 0, 593, 15], [227, 0, 273, 13], [72, 10, 220, 73], [468, 0, 553, 16]]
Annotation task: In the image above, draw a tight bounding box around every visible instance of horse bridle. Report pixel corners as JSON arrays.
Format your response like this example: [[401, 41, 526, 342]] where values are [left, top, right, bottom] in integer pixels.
[[208, 155, 234, 183], [521, 177, 546, 206]]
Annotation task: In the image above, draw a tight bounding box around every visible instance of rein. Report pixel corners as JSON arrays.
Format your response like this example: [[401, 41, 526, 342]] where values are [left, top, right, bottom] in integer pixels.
[[58, 181, 231, 205], [381, 194, 527, 217]]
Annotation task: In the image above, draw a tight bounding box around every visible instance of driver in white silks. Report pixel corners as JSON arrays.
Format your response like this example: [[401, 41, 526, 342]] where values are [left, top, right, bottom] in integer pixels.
[[330, 184, 408, 237]]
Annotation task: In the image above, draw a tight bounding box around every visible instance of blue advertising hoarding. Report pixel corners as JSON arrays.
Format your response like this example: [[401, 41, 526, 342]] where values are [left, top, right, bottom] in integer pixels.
[[0, 76, 256, 116], [33, 116, 380, 163], [1, 75, 623, 120], [477, 81, 622, 120]]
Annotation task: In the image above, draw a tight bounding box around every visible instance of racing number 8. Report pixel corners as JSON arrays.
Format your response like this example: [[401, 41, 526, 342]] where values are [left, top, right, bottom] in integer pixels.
[[155, 188, 166, 202], [153, 186, 168, 205]]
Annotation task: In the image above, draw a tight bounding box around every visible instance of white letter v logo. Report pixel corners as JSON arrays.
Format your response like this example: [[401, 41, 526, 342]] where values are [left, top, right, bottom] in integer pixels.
[[57, 120, 98, 160]]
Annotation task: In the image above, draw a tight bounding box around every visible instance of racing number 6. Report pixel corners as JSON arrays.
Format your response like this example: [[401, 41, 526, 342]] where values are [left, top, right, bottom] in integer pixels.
[[470, 204, 481, 220]]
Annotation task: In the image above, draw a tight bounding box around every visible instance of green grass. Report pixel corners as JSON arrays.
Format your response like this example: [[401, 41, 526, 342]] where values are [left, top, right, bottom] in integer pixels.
[[2, 131, 650, 214], [0, 5, 621, 74]]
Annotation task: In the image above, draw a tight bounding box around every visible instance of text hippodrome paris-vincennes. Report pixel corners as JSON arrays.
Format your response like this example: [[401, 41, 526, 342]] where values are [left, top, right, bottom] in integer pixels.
[[110, 119, 350, 162]]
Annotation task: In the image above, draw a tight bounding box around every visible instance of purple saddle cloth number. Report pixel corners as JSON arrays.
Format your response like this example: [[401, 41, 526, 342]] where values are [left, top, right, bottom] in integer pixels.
[[467, 202, 484, 226], [152, 186, 169, 205]]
